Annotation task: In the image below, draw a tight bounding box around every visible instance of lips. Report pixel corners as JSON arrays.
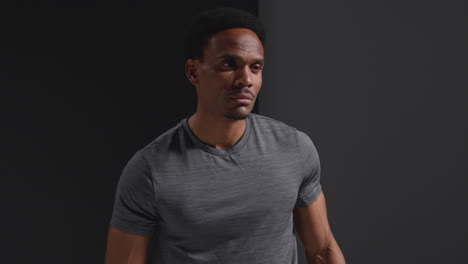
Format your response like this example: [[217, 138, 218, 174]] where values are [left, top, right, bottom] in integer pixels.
[[229, 93, 254, 105], [229, 93, 254, 100]]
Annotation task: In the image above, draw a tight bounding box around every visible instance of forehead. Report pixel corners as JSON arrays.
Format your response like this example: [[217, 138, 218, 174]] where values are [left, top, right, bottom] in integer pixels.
[[202, 28, 264, 60]]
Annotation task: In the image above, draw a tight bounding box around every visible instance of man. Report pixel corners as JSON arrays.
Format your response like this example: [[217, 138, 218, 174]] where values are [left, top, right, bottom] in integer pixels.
[[105, 7, 345, 264]]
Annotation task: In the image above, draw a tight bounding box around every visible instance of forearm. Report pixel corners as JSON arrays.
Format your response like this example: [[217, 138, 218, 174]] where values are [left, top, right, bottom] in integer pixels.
[[305, 234, 345, 264]]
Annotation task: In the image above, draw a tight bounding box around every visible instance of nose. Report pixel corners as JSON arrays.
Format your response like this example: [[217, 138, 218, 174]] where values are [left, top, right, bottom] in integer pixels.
[[234, 66, 253, 88]]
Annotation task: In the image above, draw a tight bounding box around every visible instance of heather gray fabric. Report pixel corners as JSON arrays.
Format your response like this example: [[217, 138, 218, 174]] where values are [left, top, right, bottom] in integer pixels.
[[110, 113, 322, 263]]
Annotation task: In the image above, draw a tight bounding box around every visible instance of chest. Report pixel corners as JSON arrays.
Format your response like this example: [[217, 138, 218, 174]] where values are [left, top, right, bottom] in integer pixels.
[[152, 150, 304, 237]]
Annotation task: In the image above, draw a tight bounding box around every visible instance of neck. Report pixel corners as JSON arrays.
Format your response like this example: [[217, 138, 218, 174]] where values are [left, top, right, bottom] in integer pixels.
[[188, 111, 247, 150]]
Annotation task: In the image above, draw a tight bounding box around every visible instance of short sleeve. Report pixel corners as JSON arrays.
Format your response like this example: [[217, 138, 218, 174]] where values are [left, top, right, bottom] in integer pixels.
[[109, 151, 159, 237], [294, 131, 322, 208]]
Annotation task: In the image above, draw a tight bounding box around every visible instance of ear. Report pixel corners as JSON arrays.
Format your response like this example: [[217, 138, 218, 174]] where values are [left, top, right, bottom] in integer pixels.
[[185, 59, 199, 85]]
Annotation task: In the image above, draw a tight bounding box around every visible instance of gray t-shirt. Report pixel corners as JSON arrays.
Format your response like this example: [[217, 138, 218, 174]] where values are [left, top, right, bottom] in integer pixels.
[[110, 113, 322, 264]]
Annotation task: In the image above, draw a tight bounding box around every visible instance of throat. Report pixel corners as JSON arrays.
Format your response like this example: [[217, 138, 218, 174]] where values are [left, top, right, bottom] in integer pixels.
[[187, 113, 247, 150]]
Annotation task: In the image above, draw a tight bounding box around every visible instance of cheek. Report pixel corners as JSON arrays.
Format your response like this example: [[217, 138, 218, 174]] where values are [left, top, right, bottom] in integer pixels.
[[255, 75, 262, 89], [198, 71, 235, 97], [200, 71, 223, 85], [198, 78, 224, 100]]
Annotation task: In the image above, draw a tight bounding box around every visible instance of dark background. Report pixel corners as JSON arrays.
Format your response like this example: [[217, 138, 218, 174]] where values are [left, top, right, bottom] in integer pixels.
[[260, 0, 467, 263], [2, 1, 258, 263], [2, 0, 467, 263]]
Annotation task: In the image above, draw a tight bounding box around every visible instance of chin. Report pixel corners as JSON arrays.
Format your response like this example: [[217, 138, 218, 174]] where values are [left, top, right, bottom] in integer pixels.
[[224, 111, 250, 120]]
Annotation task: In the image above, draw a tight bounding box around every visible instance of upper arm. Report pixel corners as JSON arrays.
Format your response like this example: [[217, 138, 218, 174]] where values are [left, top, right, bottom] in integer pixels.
[[294, 130, 329, 250], [295, 130, 322, 208], [293, 190, 332, 253], [293, 131, 346, 263], [105, 226, 151, 264], [293, 191, 346, 263], [110, 151, 159, 237], [106, 151, 159, 263]]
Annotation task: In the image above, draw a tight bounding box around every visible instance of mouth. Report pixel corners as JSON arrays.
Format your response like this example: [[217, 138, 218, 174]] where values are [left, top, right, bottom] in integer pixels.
[[229, 98, 253, 105], [229, 93, 254, 105]]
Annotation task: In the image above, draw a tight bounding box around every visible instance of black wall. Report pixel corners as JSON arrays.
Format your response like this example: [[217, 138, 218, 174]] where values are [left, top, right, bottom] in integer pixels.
[[259, 0, 467, 263], [2, 2, 258, 263], [4, 1, 467, 263]]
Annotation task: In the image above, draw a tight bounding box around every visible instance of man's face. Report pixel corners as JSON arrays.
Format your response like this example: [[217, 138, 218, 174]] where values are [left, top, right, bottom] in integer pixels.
[[188, 28, 264, 120]]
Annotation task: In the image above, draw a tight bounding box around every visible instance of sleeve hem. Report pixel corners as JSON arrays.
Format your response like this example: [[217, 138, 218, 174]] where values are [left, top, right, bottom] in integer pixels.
[[109, 218, 154, 237], [294, 184, 322, 208]]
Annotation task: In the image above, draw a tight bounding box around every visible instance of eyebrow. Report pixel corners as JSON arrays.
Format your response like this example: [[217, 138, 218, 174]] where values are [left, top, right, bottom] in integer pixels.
[[217, 54, 264, 64]]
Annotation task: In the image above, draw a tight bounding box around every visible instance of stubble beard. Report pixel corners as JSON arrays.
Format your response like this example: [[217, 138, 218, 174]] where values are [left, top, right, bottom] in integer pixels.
[[224, 112, 249, 120], [223, 105, 252, 120]]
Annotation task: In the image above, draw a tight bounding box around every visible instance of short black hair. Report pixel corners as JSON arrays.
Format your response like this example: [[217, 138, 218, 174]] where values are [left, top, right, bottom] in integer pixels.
[[184, 7, 266, 61]]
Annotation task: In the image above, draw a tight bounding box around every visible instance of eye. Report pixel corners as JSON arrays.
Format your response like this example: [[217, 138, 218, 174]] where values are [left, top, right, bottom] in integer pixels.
[[251, 64, 263, 72], [222, 59, 236, 68]]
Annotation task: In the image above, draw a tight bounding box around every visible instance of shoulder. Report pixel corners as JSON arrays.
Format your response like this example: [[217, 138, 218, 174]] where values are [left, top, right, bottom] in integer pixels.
[[249, 113, 305, 145], [250, 113, 317, 150], [250, 113, 297, 134]]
